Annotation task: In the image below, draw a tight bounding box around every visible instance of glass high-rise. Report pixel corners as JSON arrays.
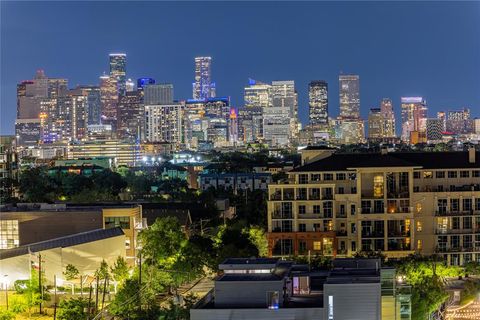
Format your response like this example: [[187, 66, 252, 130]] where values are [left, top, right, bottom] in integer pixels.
[[339, 75, 360, 120], [192, 57, 215, 100], [109, 53, 127, 95], [401, 97, 427, 142], [308, 80, 328, 127], [380, 98, 396, 138]]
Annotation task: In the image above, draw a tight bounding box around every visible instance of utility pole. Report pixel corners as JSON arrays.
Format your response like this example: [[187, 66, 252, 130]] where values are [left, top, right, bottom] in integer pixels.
[[95, 277, 99, 312], [53, 275, 57, 320], [138, 251, 142, 312], [38, 253, 42, 314], [3, 276, 8, 310], [87, 284, 93, 320]]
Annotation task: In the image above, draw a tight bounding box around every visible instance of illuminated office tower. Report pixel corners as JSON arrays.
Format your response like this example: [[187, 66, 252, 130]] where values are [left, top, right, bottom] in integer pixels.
[[99, 74, 119, 129], [144, 103, 185, 148], [244, 79, 271, 141], [192, 56, 215, 100], [263, 80, 297, 146], [117, 91, 144, 139], [339, 74, 360, 119], [401, 97, 427, 143], [144, 84, 174, 105], [229, 108, 239, 144], [446, 108, 473, 134], [126, 78, 135, 92], [426, 118, 444, 141], [109, 53, 127, 95], [308, 80, 328, 127], [380, 98, 396, 137], [368, 108, 383, 139]]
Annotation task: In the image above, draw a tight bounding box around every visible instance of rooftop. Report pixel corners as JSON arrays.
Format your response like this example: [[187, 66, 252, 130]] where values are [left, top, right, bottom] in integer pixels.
[[0, 227, 124, 260], [291, 151, 479, 172]]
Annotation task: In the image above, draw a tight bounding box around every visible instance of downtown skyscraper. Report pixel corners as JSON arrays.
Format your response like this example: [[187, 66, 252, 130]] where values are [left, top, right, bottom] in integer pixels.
[[192, 56, 215, 100], [339, 74, 360, 119], [401, 97, 428, 143], [308, 80, 328, 127], [109, 53, 127, 95]]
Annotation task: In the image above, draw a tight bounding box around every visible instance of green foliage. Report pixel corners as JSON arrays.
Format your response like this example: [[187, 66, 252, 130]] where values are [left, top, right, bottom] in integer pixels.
[[63, 263, 80, 281], [0, 309, 15, 320], [464, 261, 480, 275], [95, 260, 110, 280], [158, 294, 197, 320], [111, 256, 130, 284], [245, 226, 268, 257], [290, 254, 332, 269], [9, 294, 28, 313], [459, 280, 480, 306], [57, 297, 89, 320], [411, 276, 448, 320], [214, 223, 259, 266]]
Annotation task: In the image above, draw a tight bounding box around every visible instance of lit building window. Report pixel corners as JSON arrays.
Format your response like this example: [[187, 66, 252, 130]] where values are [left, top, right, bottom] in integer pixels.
[[105, 216, 131, 229], [373, 175, 384, 198], [416, 221, 422, 232], [313, 241, 321, 251], [416, 203, 422, 213], [0, 220, 19, 249], [417, 240, 422, 250], [423, 171, 433, 179]]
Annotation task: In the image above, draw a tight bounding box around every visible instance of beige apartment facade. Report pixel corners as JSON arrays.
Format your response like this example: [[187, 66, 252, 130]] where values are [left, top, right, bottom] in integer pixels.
[[267, 149, 480, 265]]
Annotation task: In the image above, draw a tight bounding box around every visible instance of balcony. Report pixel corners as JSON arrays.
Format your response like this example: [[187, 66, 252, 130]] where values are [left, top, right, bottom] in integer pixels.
[[362, 231, 385, 238], [435, 210, 480, 216], [272, 211, 293, 219], [272, 227, 293, 233], [336, 230, 348, 237], [308, 194, 321, 200], [435, 228, 479, 235], [435, 246, 480, 253], [270, 193, 282, 201], [387, 231, 411, 237]]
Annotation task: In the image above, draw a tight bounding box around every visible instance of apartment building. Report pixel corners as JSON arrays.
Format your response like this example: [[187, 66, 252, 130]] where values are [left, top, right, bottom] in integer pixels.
[[267, 148, 480, 265]]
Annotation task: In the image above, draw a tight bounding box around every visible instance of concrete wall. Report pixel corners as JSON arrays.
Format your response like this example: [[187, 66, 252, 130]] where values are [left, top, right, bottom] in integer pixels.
[[323, 282, 381, 320], [191, 307, 324, 320], [214, 280, 284, 308]]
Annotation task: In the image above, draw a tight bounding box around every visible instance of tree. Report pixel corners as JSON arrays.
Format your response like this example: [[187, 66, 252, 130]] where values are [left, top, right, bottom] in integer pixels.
[[63, 264, 80, 281], [57, 297, 89, 320], [245, 226, 268, 257], [111, 256, 130, 292], [95, 260, 109, 280]]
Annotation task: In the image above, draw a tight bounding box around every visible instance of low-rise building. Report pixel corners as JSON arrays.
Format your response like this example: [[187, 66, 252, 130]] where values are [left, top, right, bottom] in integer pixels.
[[199, 172, 272, 191], [191, 257, 410, 320]]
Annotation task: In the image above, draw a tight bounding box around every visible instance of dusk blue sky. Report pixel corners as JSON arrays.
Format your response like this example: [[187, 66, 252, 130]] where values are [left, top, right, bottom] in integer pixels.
[[1, 1, 479, 135]]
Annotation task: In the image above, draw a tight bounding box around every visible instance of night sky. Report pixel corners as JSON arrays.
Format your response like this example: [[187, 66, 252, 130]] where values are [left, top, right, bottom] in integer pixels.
[[1, 1, 479, 135]]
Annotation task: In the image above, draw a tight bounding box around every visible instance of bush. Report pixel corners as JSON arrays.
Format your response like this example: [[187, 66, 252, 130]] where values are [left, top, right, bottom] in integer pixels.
[[0, 309, 15, 320], [57, 297, 90, 320], [14, 279, 29, 294]]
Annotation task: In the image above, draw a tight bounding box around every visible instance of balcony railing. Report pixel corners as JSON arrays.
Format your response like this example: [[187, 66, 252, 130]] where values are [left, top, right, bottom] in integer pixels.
[[435, 228, 480, 235], [270, 193, 282, 200], [387, 231, 411, 237], [336, 230, 348, 237], [362, 231, 385, 238], [435, 246, 480, 253], [435, 210, 480, 216], [272, 211, 293, 219]]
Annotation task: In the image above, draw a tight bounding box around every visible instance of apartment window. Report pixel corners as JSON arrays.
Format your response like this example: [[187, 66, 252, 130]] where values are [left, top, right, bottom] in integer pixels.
[[452, 217, 460, 230], [351, 187, 357, 194], [362, 239, 372, 251], [417, 240, 422, 250], [463, 199, 472, 212], [351, 223, 356, 234], [374, 175, 384, 198], [448, 171, 458, 178], [338, 187, 345, 194], [105, 217, 130, 229], [460, 171, 470, 178], [351, 241, 356, 252], [336, 173, 346, 180], [451, 199, 460, 212], [463, 217, 472, 229], [298, 223, 306, 232], [423, 171, 433, 179], [323, 201, 333, 217], [464, 253, 472, 264], [436, 171, 445, 179], [416, 221, 423, 232], [475, 235, 480, 248], [349, 173, 357, 180], [299, 241, 307, 253], [464, 235, 473, 249], [313, 241, 321, 251], [361, 201, 372, 214], [476, 198, 480, 211], [0, 220, 19, 249], [351, 204, 356, 215], [311, 174, 321, 181], [437, 185, 444, 192], [299, 174, 308, 184], [313, 223, 320, 231], [339, 205, 346, 216], [450, 185, 456, 191], [413, 186, 419, 192], [298, 205, 306, 215], [413, 172, 421, 179], [323, 173, 333, 181], [313, 205, 321, 214], [473, 170, 480, 178], [451, 236, 460, 249]]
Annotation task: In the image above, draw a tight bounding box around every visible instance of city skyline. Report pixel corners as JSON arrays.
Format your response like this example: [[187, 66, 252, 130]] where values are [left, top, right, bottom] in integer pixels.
[[1, 1, 480, 135]]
